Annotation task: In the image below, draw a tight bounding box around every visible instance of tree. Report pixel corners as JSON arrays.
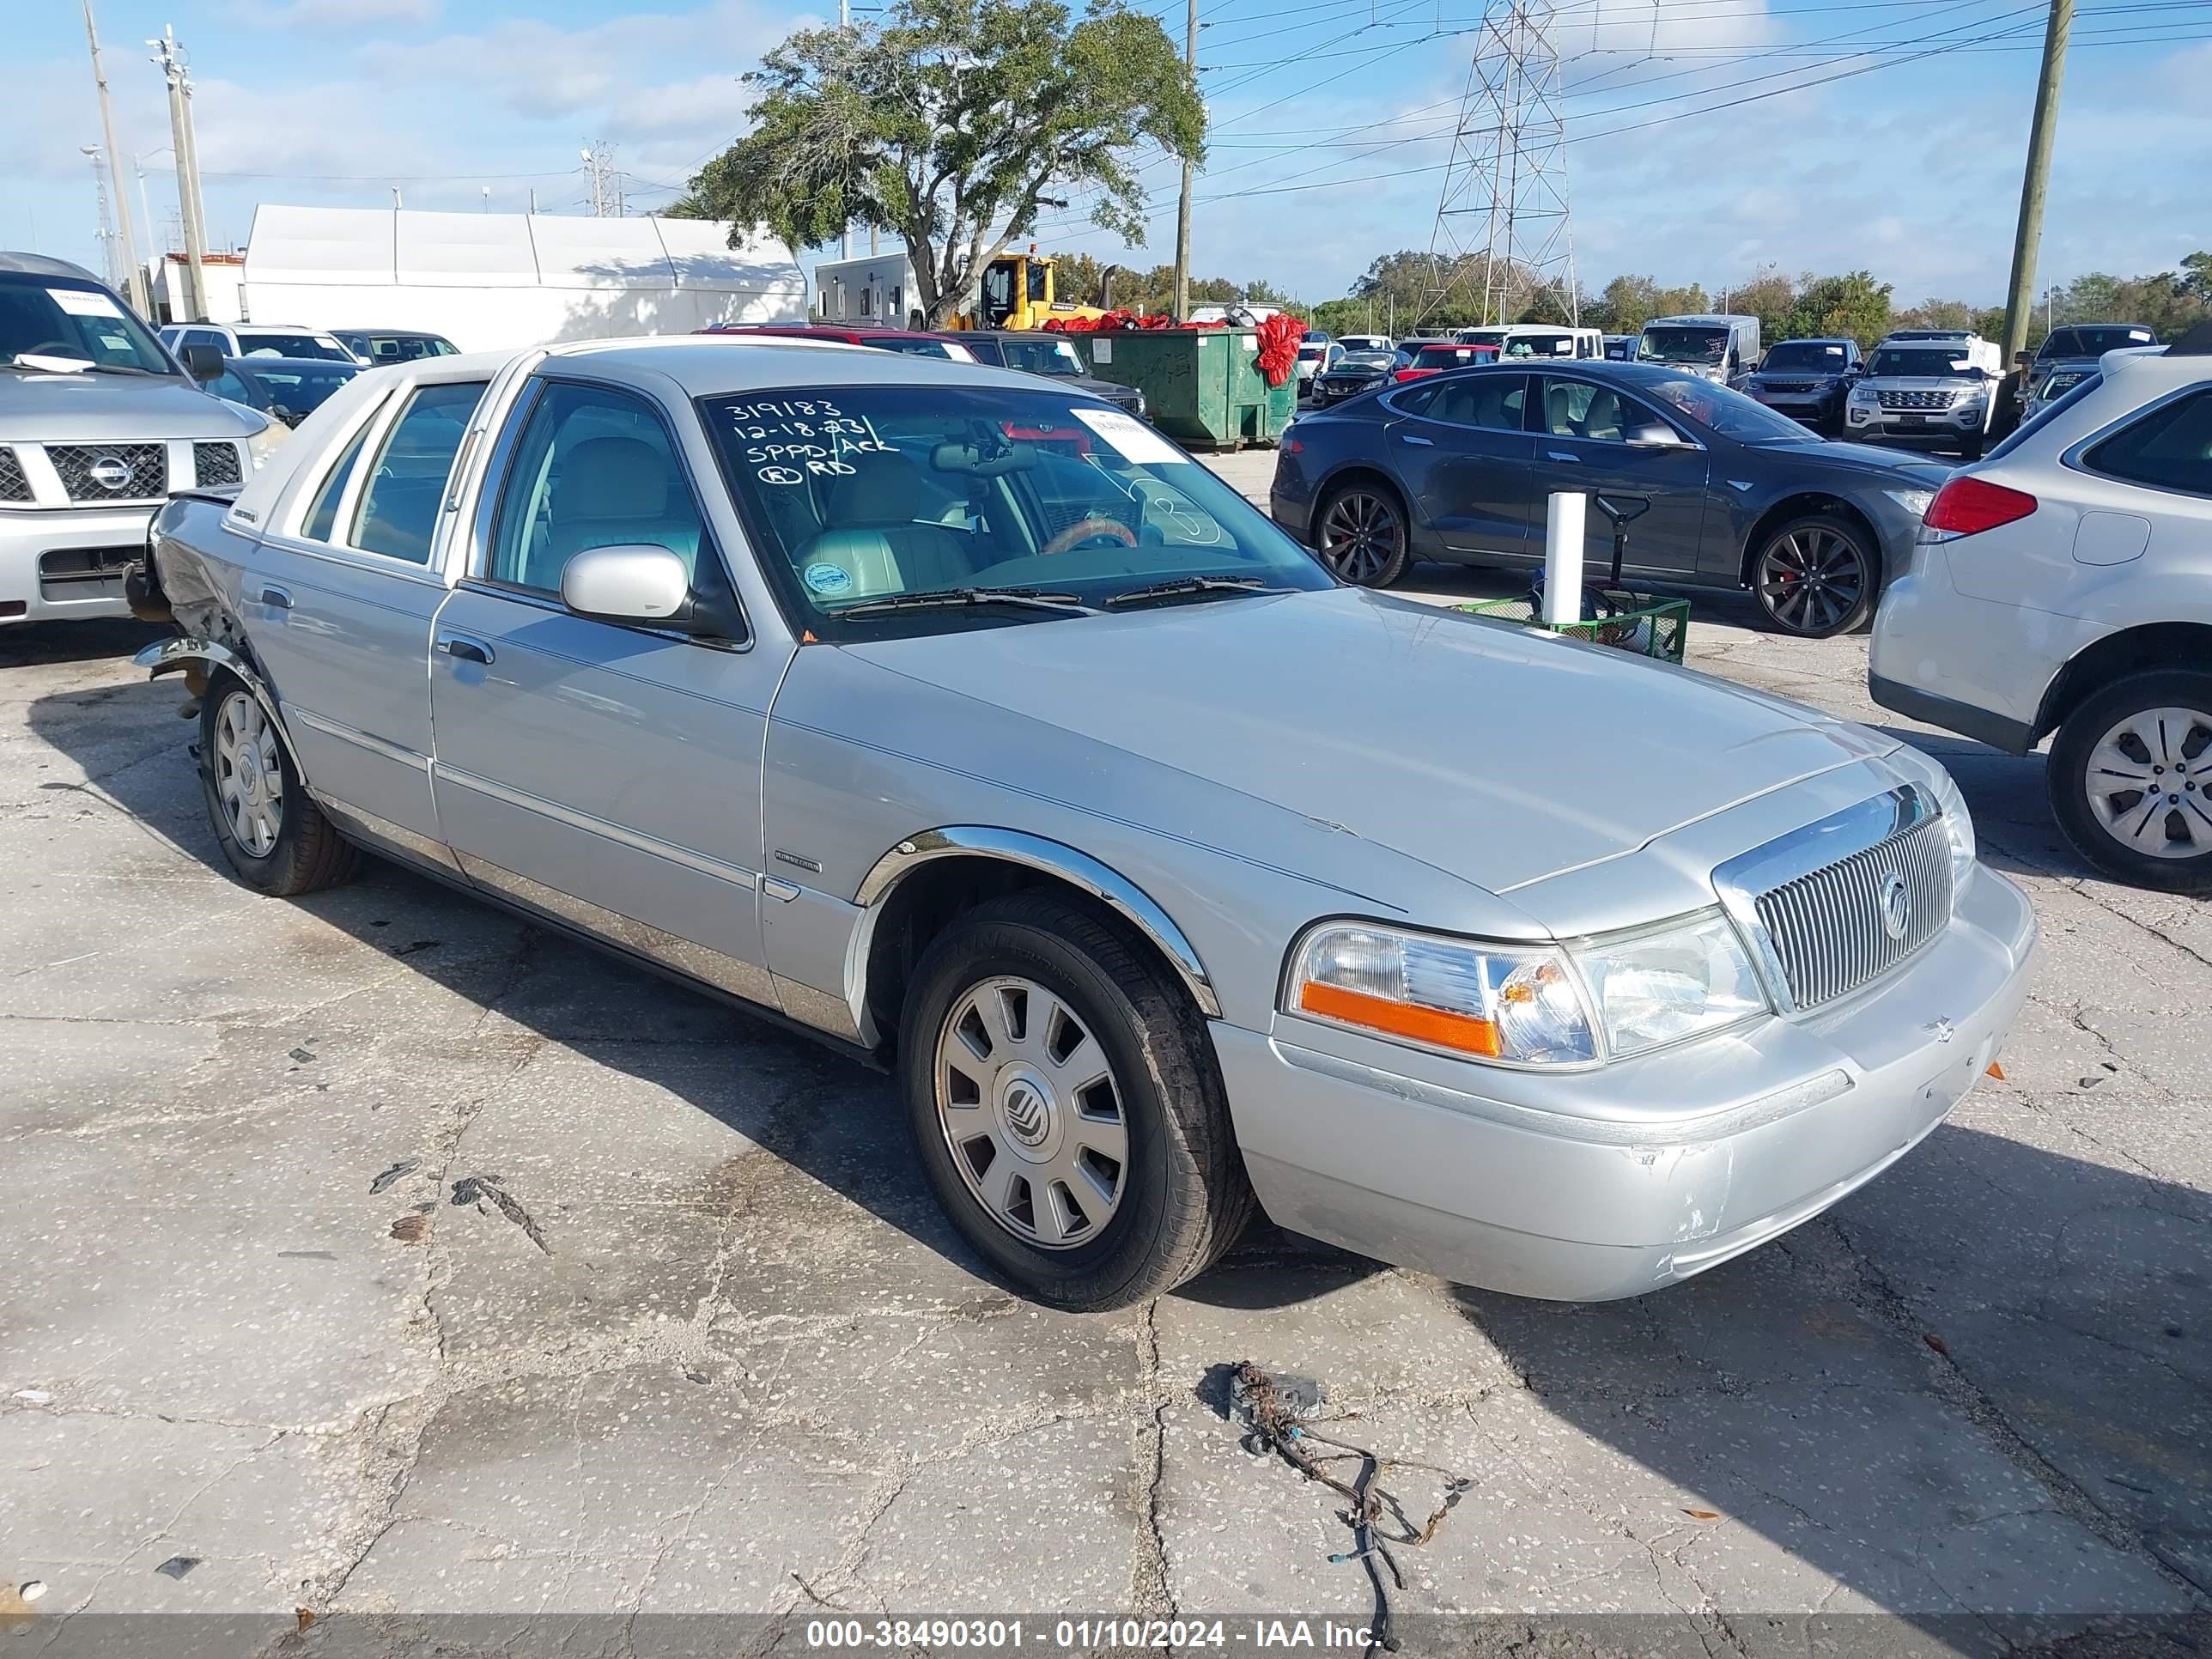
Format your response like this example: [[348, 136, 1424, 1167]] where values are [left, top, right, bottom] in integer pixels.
[[1780, 270, 1893, 349], [2184, 251, 2212, 302], [684, 0, 1202, 326]]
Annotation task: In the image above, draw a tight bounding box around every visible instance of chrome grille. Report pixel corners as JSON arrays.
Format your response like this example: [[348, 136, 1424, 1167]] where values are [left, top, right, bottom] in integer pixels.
[[193, 441, 243, 487], [46, 442, 167, 501], [1753, 815, 1953, 1010], [1876, 388, 1954, 410], [0, 446, 28, 502]]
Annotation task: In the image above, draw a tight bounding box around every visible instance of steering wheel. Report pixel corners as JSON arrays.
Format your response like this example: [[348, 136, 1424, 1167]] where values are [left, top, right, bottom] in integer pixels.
[[1040, 516, 1138, 557], [25, 341, 88, 362]]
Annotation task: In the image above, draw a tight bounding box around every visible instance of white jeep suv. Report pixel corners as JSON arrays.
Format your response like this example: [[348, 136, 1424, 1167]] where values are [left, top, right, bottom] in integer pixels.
[[1870, 327, 2212, 891]]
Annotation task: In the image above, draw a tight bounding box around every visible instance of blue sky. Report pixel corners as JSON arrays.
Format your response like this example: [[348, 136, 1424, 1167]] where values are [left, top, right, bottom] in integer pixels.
[[5, 0, 2208, 310]]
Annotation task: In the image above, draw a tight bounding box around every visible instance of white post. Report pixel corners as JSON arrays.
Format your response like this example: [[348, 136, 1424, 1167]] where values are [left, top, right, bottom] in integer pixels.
[[1542, 491, 1587, 625]]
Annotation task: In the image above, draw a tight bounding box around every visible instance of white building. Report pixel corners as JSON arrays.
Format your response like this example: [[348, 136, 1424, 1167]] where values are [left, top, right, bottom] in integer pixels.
[[238, 205, 806, 351], [811, 250, 922, 328], [138, 252, 248, 326]]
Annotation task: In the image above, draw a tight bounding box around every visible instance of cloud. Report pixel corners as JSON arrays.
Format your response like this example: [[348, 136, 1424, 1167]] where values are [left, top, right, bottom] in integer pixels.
[[228, 0, 442, 26]]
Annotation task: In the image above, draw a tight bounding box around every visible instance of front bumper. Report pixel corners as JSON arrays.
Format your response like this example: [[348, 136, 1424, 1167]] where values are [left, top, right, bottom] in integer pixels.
[[1213, 865, 2037, 1300], [0, 503, 155, 623], [1747, 386, 1844, 422], [1844, 404, 1987, 444]]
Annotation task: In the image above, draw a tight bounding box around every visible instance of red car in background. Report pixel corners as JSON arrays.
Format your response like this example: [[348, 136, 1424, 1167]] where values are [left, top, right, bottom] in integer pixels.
[[1394, 341, 1499, 383], [696, 324, 980, 362]]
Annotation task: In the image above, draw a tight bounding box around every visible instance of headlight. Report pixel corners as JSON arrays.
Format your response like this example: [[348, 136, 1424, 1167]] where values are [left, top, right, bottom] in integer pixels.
[[1848, 386, 1876, 404], [245, 418, 288, 470], [1885, 488, 1936, 520], [1929, 766, 1977, 890], [1283, 913, 1770, 1067]]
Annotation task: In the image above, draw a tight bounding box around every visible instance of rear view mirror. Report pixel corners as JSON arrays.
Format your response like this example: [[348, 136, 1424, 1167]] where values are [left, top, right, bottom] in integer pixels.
[[561, 544, 693, 624], [1625, 422, 1686, 448], [182, 343, 224, 383]]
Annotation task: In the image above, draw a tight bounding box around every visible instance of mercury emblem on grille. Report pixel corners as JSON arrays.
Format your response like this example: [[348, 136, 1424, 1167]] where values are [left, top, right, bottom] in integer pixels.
[[1880, 872, 1912, 941]]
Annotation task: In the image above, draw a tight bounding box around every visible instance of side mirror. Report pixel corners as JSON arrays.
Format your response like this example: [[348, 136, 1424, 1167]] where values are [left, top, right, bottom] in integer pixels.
[[561, 544, 694, 626], [182, 343, 224, 383], [1625, 422, 1686, 448]]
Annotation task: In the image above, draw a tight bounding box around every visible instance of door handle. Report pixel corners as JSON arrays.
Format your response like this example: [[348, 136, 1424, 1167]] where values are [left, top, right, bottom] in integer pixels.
[[1399, 433, 1434, 447], [1547, 450, 1582, 464], [435, 632, 495, 665], [258, 584, 293, 610]]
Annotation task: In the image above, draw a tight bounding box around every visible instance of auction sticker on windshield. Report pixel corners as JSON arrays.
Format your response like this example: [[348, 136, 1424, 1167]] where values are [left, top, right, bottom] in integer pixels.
[[1073, 407, 1184, 465], [50, 288, 125, 318]]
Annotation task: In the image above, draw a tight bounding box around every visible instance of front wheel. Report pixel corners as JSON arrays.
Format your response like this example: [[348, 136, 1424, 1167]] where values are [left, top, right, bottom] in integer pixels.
[[2048, 671, 2212, 894], [899, 893, 1255, 1310], [1752, 514, 1877, 637], [200, 678, 362, 896], [1314, 481, 1411, 586]]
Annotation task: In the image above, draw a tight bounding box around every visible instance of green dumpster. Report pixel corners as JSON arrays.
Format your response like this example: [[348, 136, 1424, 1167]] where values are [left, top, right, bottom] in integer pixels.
[[1231, 338, 1298, 446], [1074, 329, 1242, 450]]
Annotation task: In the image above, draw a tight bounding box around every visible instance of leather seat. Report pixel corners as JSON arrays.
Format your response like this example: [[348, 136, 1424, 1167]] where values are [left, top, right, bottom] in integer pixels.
[[529, 435, 702, 592], [792, 452, 975, 599]]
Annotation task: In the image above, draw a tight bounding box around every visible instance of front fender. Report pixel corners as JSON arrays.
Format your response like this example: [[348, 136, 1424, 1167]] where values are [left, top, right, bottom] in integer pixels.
[[134, 636, 309, 786]]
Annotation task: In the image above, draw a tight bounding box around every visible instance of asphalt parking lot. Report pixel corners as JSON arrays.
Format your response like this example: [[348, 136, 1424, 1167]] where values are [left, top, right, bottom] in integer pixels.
[[3, 460, 2209, 1655]]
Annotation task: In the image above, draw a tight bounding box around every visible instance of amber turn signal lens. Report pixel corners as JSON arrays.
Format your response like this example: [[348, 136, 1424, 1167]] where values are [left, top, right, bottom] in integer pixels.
[[1297, 981, 1504, 1056]]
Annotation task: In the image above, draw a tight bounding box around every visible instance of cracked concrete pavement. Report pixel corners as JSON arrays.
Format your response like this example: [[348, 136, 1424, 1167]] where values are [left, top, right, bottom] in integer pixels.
[[3, 495, 2208, 1656]]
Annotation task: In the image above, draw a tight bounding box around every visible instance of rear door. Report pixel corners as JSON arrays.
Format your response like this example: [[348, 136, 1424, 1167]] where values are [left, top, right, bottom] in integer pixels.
[[1384, 374, 1535, 558], [1526, 374, 1711, 579], [241, 367, 491, 849]]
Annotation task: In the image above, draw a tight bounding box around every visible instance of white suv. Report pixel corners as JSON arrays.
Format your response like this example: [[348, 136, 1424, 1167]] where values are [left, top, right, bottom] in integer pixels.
[[1870, 329, 2212, 890], [157, 323, 358, 365]]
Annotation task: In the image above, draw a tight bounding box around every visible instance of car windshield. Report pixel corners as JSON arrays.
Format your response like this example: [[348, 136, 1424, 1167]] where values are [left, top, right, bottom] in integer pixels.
[[1762, 342, 1849, 371], [1643, 373, 1814, 442], [995, 337, 1086, 376], [0, 273, 177, 374], [240, 331, 351, 362], [700, 385, 1332, 634], [1340, 351, 1397, 368], [1869, 347, 1972, 377], [1637, 326, 1729, 365], [1497, 333, 1574, 358], [240, 361, 359, 415], [2039, 325, 2154, 359]]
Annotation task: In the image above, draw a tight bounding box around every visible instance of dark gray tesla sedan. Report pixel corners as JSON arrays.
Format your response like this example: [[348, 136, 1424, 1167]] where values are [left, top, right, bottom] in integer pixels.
[[1270, 361, 1952, 637]]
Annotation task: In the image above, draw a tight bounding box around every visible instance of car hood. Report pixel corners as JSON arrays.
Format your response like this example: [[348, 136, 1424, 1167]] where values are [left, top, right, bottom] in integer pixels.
[[1746, 436, 1949, 486], [0, 369, 266, 441], [841, 588, 1895, 894]]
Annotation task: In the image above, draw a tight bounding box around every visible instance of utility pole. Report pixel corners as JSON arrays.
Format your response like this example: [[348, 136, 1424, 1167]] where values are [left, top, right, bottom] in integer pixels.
[[1171, 0, 1197, 321], [150, 27, 209, 321], [2001, 0, 2073, 361], [82, 1, 148, 316], [81, 147, 121, 291], [841, 0, 854, 258]]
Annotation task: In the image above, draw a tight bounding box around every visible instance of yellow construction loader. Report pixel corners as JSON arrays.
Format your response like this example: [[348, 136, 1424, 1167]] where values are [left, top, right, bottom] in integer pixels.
[[951, 251, 1113, 331]]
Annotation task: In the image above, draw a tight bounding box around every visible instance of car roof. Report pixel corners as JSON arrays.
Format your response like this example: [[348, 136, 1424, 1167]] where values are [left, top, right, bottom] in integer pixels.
[[228, 355, 361, 371], [534, 335, 1060, 398], [0, 252, 101, 280]]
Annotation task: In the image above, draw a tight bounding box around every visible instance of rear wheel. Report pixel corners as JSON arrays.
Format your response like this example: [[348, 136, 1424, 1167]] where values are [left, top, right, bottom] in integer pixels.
[[1315, 481, 1411, 586], [200, 678, 362, 896], [899, 892, 1255, 1310], [2049, 671, 2212, 894], [1752, 514, 1877, 637]]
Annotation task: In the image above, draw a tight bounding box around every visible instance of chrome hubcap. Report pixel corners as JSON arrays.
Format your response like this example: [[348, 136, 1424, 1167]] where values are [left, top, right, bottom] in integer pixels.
[[2084, 705, 2212, 860], [934, 975, 1127, 1249], [213, 690, 283, 858], [1319, 492, 1400, 584], [1757, 527, 1865, 634]]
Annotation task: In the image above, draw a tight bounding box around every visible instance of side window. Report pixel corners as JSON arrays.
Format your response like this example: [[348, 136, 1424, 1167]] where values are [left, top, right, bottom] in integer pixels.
[[487, 381, 709, 594], [349, 380, 488, 564], [1429, 374, 1527, 432], [1389, 383, 1440, 418], [301, 423, 372, 543], [182, 328, 223, 350], [1538, 375, 1643, 442], [2083, 387, 2212, 497]]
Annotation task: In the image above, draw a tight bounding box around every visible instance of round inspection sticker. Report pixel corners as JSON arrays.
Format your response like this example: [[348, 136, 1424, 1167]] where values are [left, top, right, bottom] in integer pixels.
[[803, 562, 854, 597]]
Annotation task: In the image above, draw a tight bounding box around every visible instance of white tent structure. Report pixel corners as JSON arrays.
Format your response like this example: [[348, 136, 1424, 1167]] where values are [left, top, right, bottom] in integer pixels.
[[240, 206, 805, 350]]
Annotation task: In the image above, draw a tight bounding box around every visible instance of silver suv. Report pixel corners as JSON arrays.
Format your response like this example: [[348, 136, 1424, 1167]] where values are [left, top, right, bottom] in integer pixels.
[[2, 253, 276, 626], [1844, 331, 2004, 456]]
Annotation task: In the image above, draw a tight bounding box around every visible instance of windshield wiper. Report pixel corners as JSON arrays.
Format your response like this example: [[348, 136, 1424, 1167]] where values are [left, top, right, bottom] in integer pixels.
[[1102, 575, 1284, 608], [830, 586, 1097, 619], [2, 357, 163, 377]]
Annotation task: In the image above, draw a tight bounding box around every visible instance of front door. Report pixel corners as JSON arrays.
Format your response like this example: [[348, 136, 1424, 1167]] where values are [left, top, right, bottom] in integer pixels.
[[426, 376, 794, 1007], [1527, 374, 1711, 580], [243, 374, 490, 850], [1383, 374, 1535, 559]]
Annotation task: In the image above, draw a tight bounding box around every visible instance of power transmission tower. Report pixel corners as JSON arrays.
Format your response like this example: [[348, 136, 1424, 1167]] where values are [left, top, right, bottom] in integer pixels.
[[1422, 0, 1579, 327], [81, 145, 122, 293]]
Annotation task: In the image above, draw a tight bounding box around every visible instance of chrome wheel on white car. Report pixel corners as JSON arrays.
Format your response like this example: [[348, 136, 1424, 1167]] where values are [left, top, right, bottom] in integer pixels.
[[212, 690, 283, 857], [2051, 671, 2212, 896], [933, 975, 1128, 1248]]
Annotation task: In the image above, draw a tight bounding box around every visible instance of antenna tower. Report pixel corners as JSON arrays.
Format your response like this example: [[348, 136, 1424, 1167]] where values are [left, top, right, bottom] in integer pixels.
[[1423, 0, 1578, 326]]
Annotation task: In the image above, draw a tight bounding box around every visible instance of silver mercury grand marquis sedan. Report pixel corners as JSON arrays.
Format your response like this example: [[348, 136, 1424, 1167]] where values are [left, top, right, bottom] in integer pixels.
[[128, 337, 2038, 1310]]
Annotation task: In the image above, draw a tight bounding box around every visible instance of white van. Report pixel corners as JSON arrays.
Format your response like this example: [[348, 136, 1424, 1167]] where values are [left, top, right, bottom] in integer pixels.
[[1453, 324, 1605, 360], [1634, 314, 1762, 385]]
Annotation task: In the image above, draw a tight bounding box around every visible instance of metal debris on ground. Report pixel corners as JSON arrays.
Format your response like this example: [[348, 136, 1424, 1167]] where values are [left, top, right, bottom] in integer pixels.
[[368, 1158, 419, 1195], [1226, 1361, 1473, 1655], [153, 1556, 200, 1580], [451, 1173, 552, 1255]]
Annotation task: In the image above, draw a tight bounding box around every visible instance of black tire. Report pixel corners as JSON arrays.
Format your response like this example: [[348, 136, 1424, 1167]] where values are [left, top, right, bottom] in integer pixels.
[[1751, 513, 1878, 638], [199, 675, 362, 896], [1313, 479, 1412, 587], [2048, 670, 2212, 895], [898, 891, 1256, 1310]]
